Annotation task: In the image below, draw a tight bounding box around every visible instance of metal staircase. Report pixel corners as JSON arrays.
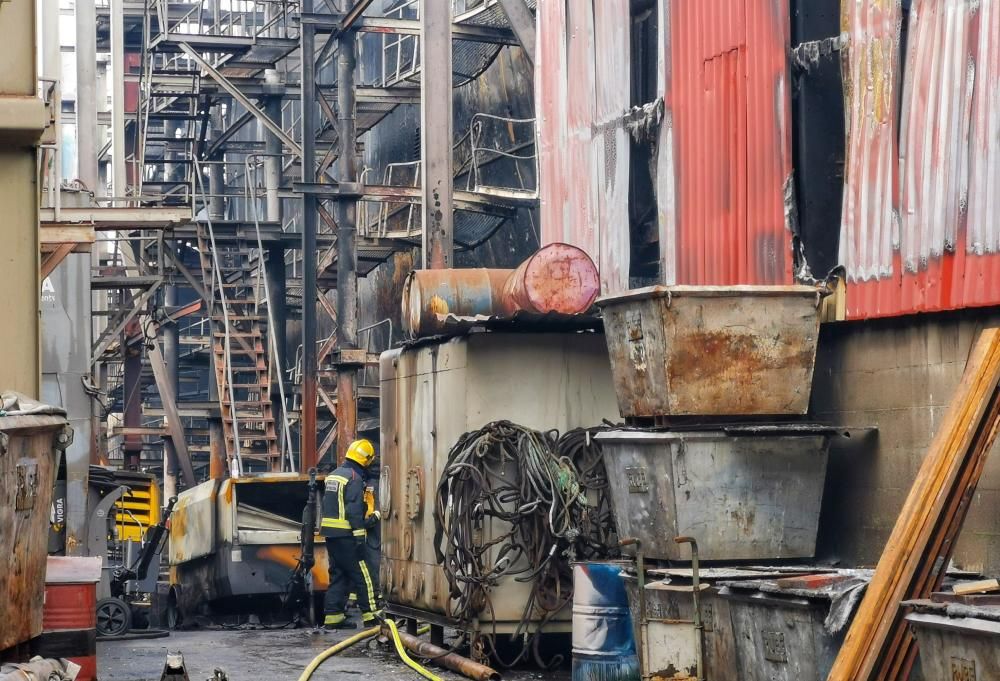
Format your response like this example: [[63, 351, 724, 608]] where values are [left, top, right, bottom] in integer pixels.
[[195, 219, 279, 472]]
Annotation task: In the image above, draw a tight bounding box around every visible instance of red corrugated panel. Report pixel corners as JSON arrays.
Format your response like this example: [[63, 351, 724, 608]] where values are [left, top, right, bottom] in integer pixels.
[[842, 0, 1000, 319], [535, 0, 631, 295], [656, 0, 794, 286]]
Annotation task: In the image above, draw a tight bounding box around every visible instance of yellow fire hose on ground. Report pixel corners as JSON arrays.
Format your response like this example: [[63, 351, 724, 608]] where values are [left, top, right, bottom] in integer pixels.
[[296, 622, 436, 681]]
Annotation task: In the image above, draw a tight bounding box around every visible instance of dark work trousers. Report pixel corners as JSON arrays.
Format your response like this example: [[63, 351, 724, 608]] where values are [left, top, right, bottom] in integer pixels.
[[324, 536, 379, 625]]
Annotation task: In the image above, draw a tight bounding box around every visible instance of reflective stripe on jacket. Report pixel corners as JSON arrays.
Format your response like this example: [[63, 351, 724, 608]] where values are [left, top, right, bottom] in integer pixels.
[[320, 460, 367, 538]]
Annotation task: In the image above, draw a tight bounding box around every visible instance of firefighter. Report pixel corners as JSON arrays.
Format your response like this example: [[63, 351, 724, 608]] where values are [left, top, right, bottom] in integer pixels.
[[320, 439, 381, 629]]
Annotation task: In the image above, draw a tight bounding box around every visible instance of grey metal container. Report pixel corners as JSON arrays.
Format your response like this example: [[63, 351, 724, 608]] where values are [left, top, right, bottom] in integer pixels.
[[905, 599, 1000, 681], [596, 285, 823, 418], [596, 430, 830, 562], [720, 583, 846, 681]]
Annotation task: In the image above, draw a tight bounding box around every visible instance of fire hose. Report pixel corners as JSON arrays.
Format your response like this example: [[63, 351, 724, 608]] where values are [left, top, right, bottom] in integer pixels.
[[296, 623, 438, 681]]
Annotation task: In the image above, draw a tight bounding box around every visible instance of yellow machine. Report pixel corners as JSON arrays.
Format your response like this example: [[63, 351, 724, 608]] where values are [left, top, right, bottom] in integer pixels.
[[112, 470, 162, 543]]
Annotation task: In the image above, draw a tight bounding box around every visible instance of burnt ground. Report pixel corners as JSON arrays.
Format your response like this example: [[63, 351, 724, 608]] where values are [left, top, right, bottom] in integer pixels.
[[97, 628, 569, 681]]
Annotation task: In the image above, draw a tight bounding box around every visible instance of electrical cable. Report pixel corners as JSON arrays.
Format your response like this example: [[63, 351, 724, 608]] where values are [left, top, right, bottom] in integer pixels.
[[432, 421, 618, 668]]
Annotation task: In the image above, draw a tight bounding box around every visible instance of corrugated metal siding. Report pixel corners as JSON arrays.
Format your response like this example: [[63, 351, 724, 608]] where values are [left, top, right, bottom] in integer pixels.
[[841, 0, 1000, 319], [656, 0, 794, 286], [535, 0, 631, 294]]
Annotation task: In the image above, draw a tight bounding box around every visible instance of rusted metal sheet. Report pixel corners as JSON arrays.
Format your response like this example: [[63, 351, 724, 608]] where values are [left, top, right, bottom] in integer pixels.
[[655, 0, 794, 286], [597, 430, 830, 562], [840, 0, 1000, 319], [535, 0, 631, 294], [0, 413, 66, 651], [596, 286, 822, 418]]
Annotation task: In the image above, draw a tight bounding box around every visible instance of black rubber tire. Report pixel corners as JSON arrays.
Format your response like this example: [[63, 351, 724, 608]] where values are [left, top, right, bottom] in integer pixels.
[[96, 597, 132, 637]]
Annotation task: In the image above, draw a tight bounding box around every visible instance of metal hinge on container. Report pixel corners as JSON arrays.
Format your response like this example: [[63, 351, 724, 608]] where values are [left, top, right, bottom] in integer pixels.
[[15, 461, 39, 511]]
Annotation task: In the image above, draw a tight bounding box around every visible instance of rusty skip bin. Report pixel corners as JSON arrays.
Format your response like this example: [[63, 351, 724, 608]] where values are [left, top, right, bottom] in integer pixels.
[[596, 285, 825, 418]]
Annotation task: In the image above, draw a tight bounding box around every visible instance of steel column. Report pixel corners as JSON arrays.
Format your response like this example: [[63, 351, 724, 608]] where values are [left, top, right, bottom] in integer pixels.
[[300, 1, 319, 472], [264, 98, 283, 223], [75, 0, 98, 190], [334, 14, 359, 463], [162, 281, 180, 499], [420, 0, 454, 269], [497, 0, 536, 64], [110, 0, 127, 200], [267, 245, 287, 457]]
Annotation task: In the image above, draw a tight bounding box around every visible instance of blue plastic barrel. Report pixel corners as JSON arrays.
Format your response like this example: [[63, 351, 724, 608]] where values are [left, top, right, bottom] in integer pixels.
[[572, 561, 641, 681]]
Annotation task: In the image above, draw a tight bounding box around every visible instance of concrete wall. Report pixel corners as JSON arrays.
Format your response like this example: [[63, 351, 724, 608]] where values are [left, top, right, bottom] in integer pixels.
[[813, 308, 1000, 574]]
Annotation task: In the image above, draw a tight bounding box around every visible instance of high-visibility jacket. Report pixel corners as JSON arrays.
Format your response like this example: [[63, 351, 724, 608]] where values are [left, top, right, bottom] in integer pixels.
[[320, 460, 367, 539]]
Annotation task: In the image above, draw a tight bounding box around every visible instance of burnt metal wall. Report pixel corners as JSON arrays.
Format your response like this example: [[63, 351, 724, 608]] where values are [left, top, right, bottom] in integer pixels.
[[357, 44, 538, 349]]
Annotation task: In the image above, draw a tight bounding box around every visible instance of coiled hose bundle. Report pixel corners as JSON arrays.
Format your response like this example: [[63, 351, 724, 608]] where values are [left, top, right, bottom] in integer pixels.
[[433, 421, 618, 667]]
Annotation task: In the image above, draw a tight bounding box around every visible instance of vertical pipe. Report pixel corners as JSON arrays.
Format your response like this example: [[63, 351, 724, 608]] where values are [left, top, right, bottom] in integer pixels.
[[420, 0, 454, 269], [264, 98, 283, 223], [300, 2, 318, 472], [208, 357, 225, 481], [266, 245, 287, 458], [122, 333, 143, 471], [110, 0, 127, 201], [162, 281, 180, 499], [75, 0, 98, 191], [334, 18, 358, 463]]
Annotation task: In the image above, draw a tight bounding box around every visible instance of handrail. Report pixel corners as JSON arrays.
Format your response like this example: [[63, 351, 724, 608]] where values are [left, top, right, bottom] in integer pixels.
[[244, 155, 296, 473], [193, 157, 243, 477]]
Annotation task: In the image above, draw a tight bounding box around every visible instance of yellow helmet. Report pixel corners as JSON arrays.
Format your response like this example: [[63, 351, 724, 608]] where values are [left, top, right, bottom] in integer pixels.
[[345, 439, 376, 467]]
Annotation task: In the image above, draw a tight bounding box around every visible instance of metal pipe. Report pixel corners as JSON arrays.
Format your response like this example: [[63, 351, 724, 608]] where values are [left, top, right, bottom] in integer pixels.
[[334, 9, 359, 464], [300, 1, 318, 472], [163, 280, 180, 498], [674, 536, 704, 681], [382, 626, 501, 681], [263, 98, 283, 222], [620, 538, 648, 681], [75, 0, 98, 191]]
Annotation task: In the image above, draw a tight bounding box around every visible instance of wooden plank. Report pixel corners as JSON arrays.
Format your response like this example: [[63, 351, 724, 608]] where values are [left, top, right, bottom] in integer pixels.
[[39, 242, 76, 279], [39, 225, 95, 245], [953, 579, 1000, 596], [827, 328, 1000, 681]]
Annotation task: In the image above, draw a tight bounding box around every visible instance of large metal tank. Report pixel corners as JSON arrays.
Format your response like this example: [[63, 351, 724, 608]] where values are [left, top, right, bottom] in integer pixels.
[[596, 429, 831, 562], [380, 332, 619, 632]]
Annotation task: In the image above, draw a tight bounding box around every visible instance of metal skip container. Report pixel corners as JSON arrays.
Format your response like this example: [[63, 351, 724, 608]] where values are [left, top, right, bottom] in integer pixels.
[[595, 285, 823, 418], [0, 397, 70, 652], [595, 430, 831, 562], [572, 562, 641, 681], [904, 599, 1000, 680]]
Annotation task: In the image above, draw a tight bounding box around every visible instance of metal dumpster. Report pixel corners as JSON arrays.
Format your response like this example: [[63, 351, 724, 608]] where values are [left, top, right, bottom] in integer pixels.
[[596, 429, 831, 562], [596, 286, 823, 418], [0, 395, 71, 652], [905, 598, 1000, 681], [719, 572, 870, 681]]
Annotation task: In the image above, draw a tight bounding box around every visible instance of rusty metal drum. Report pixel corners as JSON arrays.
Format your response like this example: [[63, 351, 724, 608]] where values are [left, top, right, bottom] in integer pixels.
[[572, 561, 640, 681], [500, 242, 600, 315]]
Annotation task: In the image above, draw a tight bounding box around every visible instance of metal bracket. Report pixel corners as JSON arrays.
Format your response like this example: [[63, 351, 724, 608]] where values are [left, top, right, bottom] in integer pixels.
[[335, 347, 368, 367], [53, 425, 75, 451]]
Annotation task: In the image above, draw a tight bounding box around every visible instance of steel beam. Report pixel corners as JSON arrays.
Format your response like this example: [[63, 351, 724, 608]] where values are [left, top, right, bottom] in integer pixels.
[[162, 281, 180, 498], [75, 0, 99, 190], [300, 1, 319, 472], [422, 0, 454, 269], [497, 0, 536, 64], [178, 42, 302, 157], [299, 14, 518, 45], [333, 2, 359, 464], [148, 339, 197, 486]]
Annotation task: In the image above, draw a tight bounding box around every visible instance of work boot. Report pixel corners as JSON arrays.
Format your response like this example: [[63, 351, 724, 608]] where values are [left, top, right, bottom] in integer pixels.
[[324, 618, 358, 631]]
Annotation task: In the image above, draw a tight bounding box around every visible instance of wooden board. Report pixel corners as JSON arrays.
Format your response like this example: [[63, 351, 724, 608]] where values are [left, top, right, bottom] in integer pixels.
[[826, 327, 1000, 681]]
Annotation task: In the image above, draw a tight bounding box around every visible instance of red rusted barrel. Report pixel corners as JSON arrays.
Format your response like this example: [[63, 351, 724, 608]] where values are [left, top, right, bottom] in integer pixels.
[[500, 243, 600, 315], [402, 268, 511, 336], [34, 557, 102, 681]]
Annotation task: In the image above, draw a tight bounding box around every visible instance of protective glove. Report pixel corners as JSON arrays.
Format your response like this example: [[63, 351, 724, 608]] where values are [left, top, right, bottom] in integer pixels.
[[365, 510, 382, 530]]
